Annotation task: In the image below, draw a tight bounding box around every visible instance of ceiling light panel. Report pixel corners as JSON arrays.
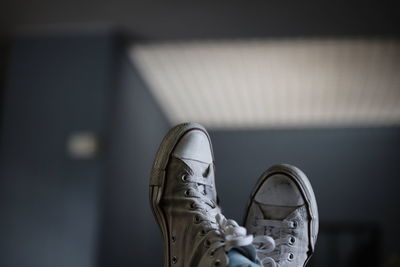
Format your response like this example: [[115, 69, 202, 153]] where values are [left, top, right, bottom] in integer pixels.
[[131, 39, 400, 129]]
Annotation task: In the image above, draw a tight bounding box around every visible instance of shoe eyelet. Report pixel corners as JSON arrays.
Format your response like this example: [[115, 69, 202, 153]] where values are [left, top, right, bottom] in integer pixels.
[[200, 229, 207, 236], [171, 236, 176, 243], [190, 202, 196, 209], [292, 220, 298, 229], [289, 236, 296, 245], [205, 239, 211, 248], [184, 189, 191, 197], [181, 174, 188, 182], [194, 215, 201, 223], [172, 256, 178, 264], [288, 253, 294, 261], [214, 259, 221, 266]]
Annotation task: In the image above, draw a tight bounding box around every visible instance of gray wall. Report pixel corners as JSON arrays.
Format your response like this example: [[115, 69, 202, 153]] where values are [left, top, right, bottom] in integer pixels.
[[0, 32, 170, 267], [0, 33, 115, 267], [209, 127, 400, 263], [98, 45, 169, 267], [0, 37, 10, 137]]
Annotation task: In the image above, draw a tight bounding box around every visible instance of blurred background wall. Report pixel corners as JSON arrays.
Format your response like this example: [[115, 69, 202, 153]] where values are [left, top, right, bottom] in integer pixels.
[[0, 1, 399, 267], [0, 33, 116, 267], [0, 33, 169, 267]]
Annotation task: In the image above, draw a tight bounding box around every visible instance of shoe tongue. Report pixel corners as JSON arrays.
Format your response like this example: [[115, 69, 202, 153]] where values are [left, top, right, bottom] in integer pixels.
[[258, 203, 300, 220], [180, 158, 210, 175], [179, 158, 217, 203]]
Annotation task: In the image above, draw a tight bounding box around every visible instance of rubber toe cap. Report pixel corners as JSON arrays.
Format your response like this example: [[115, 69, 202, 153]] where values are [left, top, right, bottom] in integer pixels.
[[173, 130, 213, 164]]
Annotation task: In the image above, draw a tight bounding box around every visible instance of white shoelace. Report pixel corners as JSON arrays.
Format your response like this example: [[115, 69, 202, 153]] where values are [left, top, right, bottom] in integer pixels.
[[252, 219, 297, 266], [214, 214, 254, 251], [184, 174, 253, 252], [253, 235, 278, 266]]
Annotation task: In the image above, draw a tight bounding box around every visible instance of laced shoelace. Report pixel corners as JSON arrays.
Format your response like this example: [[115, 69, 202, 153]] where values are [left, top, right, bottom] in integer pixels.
[[252, 219, 298, 266], [183, 173, 253, 253], [253, 235, 277, 266]]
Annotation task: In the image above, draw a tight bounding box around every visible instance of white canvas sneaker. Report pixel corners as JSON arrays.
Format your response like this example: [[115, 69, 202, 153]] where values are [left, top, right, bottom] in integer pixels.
[[150, 123, 253, 267], [244, 164, 319, 267]]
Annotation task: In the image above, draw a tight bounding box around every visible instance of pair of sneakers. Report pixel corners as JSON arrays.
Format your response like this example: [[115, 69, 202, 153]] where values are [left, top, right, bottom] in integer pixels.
[[149, 123, 319, 267]]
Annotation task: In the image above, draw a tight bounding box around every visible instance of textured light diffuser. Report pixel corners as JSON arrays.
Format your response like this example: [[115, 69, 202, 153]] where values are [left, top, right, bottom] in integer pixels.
[[131, 39, 400, 129]]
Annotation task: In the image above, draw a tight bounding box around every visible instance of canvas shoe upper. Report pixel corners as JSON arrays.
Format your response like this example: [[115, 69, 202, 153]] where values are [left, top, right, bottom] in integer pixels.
[[244, 164, 319, 267], [150, 123, 253, 267]]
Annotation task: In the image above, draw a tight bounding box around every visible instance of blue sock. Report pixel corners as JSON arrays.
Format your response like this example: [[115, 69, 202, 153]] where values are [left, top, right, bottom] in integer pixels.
[[227, 245, 262, 267]]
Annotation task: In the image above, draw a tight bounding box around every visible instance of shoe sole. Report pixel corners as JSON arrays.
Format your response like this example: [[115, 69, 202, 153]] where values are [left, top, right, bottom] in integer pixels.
[[149, 122, 214, 267], [244, 164, 319, 266]]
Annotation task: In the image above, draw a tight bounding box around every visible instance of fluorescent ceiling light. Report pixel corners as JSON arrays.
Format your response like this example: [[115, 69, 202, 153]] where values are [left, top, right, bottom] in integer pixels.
[[130, 39, 400, 129]]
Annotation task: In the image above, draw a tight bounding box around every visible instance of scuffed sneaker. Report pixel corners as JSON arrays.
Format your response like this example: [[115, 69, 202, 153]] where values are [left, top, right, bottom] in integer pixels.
[[244, 164, 319, 267], [150, 123, 253, 267]]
